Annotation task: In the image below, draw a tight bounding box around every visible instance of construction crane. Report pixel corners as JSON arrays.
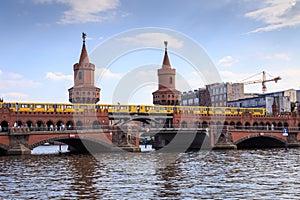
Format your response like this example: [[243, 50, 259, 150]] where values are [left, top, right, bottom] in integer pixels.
[[241, 71, 281, 93]]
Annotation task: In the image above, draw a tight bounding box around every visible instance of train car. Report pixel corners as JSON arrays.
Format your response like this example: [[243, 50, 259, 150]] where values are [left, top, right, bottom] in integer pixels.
[[1, 101, 266, 116], [33, 103, 47, 112]]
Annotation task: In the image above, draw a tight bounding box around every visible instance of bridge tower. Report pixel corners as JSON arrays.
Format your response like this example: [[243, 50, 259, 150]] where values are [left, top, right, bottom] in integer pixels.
[[68, 33, 100, 104], [152, 41, 181, 105]]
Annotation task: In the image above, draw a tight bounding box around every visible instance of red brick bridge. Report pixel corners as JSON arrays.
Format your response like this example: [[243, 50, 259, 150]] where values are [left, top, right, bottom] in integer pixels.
[[1, 103, 300, 154]]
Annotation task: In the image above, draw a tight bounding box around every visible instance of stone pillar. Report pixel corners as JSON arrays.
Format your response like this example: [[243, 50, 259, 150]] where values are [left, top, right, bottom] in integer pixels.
[[7, 133, 31, 155]]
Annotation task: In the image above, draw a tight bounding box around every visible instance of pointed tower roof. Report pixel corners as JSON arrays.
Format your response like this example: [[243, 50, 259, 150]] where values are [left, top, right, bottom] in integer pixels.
[[162, 41, 171, 69], [79, 32, 89, 65]]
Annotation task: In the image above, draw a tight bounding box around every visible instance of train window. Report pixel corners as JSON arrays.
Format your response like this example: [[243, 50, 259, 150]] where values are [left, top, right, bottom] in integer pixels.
[[35, 104, 44, 108], [21, 104, 30, 108]]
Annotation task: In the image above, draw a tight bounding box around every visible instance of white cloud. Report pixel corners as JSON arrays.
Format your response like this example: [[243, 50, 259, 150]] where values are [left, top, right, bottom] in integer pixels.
[[217, 56, 239, 67], [96, 68, 122, 79], [1, 92, 29, 99], [118, 33, 184, 49], [257, 52, 291, 61], [7, 72, 23, 79], [33, 0, 121, 24], [0, 69, 2, 76], [245, 0, 300, 33], [46, 72, 73, 81], [274, 53, 291, 61], [0, 71, 41, 90]]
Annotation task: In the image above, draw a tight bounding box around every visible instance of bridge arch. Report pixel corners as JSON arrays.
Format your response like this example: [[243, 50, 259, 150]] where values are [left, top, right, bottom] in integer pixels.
[[30, 135, 113, 152], [0, 143, 9, 151], [235, 135, 286, 149]]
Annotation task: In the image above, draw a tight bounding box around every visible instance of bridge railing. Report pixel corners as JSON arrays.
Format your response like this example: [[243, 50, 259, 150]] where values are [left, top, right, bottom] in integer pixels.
[[0, 125, 113, 133]]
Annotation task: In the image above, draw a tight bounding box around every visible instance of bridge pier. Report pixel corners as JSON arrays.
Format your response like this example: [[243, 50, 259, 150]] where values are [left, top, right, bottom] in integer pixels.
[[7, 143, 31, 155], [212, 129, 237, 150], [6, 130, 31, 155], [112, 125, 141, 152]]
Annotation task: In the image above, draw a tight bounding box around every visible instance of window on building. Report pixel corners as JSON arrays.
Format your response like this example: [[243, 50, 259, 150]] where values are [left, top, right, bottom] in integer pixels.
[[78, 71, 82, 80], [169, 77, 172, 84]]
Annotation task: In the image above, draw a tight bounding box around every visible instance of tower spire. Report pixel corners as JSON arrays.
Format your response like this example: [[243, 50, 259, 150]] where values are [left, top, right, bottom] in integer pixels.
[[164, 41, 168, 50], [82, 32, 86, 43], [79, 32, 89, 65], [162, 40, 171, 68]]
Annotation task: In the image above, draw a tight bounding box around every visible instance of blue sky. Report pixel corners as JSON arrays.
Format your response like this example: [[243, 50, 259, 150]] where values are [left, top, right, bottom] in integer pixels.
[[0, 0, 300, 104]]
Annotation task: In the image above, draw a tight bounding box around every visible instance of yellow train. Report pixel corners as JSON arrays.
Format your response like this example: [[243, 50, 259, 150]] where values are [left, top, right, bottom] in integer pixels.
[[0, 101, 266, 116]]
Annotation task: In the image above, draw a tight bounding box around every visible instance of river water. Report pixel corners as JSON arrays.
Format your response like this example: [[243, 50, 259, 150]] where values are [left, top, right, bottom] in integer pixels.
[[1, 146, 300, 199]]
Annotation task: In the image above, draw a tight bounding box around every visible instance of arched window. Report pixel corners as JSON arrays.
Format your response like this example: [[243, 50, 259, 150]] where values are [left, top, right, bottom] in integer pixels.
[[78, 71, 83, 80]]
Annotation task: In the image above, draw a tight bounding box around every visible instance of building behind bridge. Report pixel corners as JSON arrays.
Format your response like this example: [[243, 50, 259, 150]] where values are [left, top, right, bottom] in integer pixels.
[[182, 82, 299, 114]]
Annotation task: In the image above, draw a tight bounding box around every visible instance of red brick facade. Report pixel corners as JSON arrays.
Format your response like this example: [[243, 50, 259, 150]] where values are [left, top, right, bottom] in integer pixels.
[[68, 33, 100, 104], [152, 41, 181, 105]]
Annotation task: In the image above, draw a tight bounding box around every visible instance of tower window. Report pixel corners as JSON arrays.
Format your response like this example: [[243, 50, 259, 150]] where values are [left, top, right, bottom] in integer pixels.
[[169, 77, 172, 84], [78, 71, 83, 80]]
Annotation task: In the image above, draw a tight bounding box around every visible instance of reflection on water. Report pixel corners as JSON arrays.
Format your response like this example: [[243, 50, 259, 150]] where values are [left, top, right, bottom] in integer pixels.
[[1, 147, 300, 199]]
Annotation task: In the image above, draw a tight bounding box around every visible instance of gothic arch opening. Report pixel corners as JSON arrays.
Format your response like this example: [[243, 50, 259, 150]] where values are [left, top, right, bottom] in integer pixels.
[[93, 120, 100, 129], [0, 121, 9, 132], [202, 121, 208, 128], [66, 121, 74, 130], [236, 122, 242, 129], [76, 121, 83, 130], [181, 121, 187, 128], [36, 120, 44, 131], [245, 122, 250, 130]]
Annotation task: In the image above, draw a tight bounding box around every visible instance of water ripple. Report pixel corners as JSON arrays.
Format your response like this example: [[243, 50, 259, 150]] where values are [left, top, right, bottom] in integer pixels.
[[1, 148, 300, 199]]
